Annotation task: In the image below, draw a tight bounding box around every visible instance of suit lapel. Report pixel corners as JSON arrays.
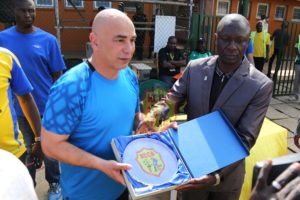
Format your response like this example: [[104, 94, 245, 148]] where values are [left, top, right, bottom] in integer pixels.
[[212, 58, 250, 110], [201, 57, 217, 113]]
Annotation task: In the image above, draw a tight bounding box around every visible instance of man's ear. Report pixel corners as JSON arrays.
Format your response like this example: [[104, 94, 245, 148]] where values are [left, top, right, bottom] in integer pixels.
[[89, 32, 98, 48]]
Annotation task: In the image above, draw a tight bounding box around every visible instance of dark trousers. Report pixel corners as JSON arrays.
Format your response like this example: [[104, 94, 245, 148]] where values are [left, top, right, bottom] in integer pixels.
[[267, 49, 280, 77], [254, 57, 265, 72], [18, 116, 60, 186]]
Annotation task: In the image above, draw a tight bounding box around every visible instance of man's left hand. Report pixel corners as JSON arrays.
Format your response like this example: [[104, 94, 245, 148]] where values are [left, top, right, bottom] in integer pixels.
[[31, 142, 44, 168], [176, 174, 216, 191]]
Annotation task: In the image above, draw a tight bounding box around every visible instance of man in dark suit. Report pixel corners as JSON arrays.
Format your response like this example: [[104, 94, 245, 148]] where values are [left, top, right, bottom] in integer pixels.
[[138, 13, 273, 200]]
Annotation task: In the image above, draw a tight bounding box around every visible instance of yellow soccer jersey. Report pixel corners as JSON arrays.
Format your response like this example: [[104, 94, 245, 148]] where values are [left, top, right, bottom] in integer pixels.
[[0, 48, 33, 158], [253, 32, 270, 58]]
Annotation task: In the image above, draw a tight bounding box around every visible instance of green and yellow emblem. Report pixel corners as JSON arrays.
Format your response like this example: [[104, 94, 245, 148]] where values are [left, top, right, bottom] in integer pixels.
[[136, 148, 165, 177]]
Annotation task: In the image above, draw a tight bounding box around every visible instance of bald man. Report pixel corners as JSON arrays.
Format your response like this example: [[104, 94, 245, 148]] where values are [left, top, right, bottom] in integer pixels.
[[139, 14, 273, 200], [41, 9, 141, 199]]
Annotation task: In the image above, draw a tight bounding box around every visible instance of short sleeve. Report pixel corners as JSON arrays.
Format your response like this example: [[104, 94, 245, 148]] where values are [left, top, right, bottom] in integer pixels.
[[10, 59, 33, 95], [42, 73, 84, 134], [48, 36, 66, 73]]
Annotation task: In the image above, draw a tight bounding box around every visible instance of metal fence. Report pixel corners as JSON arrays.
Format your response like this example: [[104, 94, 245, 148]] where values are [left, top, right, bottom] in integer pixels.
[[271, 21, 300, 96], [52, 0, 193, 60]]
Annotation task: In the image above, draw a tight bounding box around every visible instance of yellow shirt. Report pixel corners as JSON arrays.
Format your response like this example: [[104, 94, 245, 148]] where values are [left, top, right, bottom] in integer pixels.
[[252, 32, 270, 58], [0, 48, 31, 158]]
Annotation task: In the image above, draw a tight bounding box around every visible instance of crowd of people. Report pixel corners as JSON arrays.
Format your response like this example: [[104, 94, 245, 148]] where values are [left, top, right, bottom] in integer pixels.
[[0, 1, 300, 200]]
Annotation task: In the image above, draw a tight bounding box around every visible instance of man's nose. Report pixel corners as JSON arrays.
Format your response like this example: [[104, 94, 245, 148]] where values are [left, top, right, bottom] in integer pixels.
[[24, 11, 31, 17], [124, 42, 135, 54], [227, 40, 239, 49]]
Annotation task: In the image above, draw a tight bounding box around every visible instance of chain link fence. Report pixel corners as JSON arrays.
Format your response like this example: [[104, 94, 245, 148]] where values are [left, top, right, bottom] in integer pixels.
[[52, 1, 192, 61], [0, 0, 14, 25], [0, 0, 193, 66]]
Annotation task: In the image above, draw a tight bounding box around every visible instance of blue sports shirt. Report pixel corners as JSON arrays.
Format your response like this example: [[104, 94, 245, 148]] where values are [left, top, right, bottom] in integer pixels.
[[0, 26, 66, 116], [42, 62, 140, 199]]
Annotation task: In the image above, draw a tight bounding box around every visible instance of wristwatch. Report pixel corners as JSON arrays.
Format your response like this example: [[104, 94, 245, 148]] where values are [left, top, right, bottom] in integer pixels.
[[34, 136, 41, 142], [213, 173, 221, 186]]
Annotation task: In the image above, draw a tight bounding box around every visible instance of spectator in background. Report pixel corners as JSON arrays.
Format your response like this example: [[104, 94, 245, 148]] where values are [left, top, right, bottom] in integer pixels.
[[267, 21, 290, 78], [0, 47, 42, 171], [189, 37, 212, 61], [261, 14, 269, 33], [288, 35, 300, 102], [158, 36, 187, 88], [251, 21, 270, 72], [0, 0, 66, 199], [132, 3, 147, 60]]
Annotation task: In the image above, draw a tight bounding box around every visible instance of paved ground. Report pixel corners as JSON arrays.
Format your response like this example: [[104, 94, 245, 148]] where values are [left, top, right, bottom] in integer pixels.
[[267, 96, 300, 153], [35, 95, 300, 200]]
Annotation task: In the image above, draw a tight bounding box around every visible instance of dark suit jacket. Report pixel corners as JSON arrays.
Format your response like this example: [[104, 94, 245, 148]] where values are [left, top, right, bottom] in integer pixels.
[[168, 55, 273, 191]]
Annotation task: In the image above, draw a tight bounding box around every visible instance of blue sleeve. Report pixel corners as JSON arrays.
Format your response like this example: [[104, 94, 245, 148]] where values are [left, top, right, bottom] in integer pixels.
[[126, 67, 140, 113], [245, 40, 254, 55], [10, 59, 33, 95], [48, 36, 66, 73], [42, 74, 83, 134]]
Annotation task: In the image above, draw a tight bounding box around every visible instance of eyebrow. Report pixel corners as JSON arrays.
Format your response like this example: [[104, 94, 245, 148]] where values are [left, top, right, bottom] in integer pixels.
[[114, 34, 136, 39]]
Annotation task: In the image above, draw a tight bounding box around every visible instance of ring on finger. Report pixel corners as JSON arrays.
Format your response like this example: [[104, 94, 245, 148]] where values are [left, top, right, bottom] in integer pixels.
[[272, 180, 282, 191]]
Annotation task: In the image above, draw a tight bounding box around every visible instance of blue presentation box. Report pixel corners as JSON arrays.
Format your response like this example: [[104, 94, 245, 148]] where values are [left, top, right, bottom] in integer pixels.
[[111, 110, 249, 199]]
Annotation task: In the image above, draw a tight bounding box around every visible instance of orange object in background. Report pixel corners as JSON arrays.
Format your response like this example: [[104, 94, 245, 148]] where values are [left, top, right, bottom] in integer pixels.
[[173, 73, 182, 80]]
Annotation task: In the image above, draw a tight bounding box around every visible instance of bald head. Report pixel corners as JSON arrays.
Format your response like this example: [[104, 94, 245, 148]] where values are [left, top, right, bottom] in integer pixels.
[[92, 9, 134, 33], [217, 14, 250, 37], [89, 8, 136, 77]]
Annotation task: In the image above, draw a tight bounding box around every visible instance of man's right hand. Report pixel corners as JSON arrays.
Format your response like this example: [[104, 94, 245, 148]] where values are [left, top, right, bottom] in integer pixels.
[[294, 135, 300, 149]]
